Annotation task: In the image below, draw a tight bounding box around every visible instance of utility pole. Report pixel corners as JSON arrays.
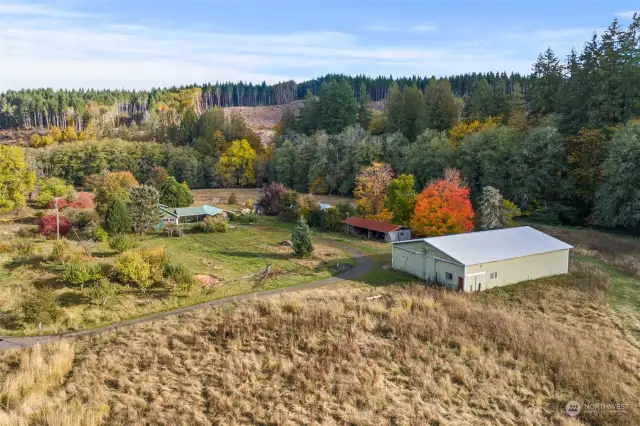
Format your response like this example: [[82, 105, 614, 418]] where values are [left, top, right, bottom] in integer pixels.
[[54, 197, 60, 240]]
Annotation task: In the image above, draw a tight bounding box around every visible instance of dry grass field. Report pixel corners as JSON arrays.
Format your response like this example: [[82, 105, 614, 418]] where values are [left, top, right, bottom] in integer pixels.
[[0, 256, 638, 426], [192, 188, 355, 209]]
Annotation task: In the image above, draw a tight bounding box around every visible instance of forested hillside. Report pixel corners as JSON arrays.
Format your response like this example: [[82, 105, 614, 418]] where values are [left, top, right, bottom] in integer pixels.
[[2, 15, 640, 234], [0, 74, 527, 132]]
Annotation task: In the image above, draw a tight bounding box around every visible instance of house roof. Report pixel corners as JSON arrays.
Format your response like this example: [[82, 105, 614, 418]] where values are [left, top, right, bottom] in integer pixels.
[[173, 205, 223, 217], [393, 226, 572, 266], [342, 216, 404, 233]]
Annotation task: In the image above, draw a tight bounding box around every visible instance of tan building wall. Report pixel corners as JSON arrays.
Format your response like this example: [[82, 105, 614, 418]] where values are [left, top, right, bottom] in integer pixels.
[[392, 244, 465, 288], [393, 243, 570, 293], [464, 249, 570, 292]]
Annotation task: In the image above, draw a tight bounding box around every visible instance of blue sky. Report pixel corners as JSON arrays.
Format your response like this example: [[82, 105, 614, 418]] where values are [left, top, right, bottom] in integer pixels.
[[0, 0, 637, 90]]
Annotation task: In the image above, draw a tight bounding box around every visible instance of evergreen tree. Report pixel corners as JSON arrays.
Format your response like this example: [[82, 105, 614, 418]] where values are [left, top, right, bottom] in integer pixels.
[[298, 90, 320, 135], [103, 199, 132, 234], [425, 78, 457, 131], [129, 185, 161, 235], [357, 83, 373, 129], [291, 216, 313, 258], [317, 81, 358, 134], [594, 121, 640, 231], [529, 48, 563, 117], [160, 176, 194, 207], [469, 79, 495, 119], [479, 186, 520, 229]]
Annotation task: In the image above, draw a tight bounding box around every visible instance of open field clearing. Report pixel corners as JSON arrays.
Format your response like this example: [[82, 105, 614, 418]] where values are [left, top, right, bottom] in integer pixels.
[[0, 221, 354, 336], [192, 188, 356, 209], [0, 255, 638, 426]]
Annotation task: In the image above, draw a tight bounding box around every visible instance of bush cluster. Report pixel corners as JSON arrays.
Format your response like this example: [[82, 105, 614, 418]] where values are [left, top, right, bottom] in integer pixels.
[[59, 260, 103, 288], [108, 235, 139, 252], [195, 215, 229, 233], [20, 289, 60, 325], [91, 227, 109, 242]]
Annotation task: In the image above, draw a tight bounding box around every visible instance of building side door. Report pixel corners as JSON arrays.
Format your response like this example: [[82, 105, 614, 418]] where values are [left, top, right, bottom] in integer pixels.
[[457, 277, 464, 291]]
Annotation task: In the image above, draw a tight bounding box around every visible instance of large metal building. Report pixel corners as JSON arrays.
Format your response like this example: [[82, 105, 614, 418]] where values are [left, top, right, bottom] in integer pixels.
[[391, 226, 572, 292]]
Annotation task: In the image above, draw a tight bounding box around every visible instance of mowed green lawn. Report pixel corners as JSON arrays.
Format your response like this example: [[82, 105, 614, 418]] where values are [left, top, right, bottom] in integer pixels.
[[0, 222, 355, 336]]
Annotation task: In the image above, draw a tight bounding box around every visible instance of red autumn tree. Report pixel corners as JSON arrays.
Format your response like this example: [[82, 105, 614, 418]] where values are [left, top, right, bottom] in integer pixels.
[[410, 169, 474, 236], [38, 214, 72, 237]]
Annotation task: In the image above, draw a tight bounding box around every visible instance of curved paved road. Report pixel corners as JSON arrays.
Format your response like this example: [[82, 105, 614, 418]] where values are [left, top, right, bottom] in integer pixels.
[[0, 241, 373, 352]]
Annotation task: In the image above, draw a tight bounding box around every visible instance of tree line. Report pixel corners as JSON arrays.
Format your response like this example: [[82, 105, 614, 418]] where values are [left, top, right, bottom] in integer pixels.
[[1, 73, 528, 132]]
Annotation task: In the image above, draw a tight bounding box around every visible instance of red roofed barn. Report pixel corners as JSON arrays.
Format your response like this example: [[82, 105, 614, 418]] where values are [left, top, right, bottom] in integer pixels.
[[342, 216, 412, 243]]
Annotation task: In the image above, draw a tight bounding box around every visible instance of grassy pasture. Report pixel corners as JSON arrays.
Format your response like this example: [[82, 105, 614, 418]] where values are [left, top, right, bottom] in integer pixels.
[[192, 188, 356, 209], [0, 220, 355, 336]]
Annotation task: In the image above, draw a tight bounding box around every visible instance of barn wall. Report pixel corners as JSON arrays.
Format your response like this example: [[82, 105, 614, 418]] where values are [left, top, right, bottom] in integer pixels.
[[465, 249, 570, 291], [392, 244, 465, 287]]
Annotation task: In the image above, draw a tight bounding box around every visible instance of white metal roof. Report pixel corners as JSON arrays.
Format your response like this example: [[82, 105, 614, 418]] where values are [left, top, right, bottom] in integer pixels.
[[394, 226, 573, 266]]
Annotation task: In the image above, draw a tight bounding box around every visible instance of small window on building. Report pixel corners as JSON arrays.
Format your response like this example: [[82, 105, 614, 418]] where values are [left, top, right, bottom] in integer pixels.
[[445, 272, 453, 281], [490, 272, 498, 279]]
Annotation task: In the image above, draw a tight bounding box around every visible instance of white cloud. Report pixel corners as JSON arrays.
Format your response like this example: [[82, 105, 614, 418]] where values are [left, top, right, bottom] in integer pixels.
[[410, 24, 437, 34], [0, 1, 577, 90], [0, 2, 93, 19], [364, 22, 437, 34], [616, 11, 638, 19]]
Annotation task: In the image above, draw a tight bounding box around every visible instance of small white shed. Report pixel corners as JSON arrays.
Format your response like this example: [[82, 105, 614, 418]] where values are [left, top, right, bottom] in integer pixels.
[[391, 226, 573, 292]]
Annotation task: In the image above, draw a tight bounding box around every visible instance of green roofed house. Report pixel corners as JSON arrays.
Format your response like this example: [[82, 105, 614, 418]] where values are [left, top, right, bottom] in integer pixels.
[[158, 204, 223, 227]]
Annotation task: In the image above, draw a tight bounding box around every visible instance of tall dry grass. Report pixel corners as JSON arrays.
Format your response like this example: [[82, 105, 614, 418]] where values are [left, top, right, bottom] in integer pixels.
[[19, 260, 632, 426], [0, 341, 108, 426], [536, 225, 640, 278]]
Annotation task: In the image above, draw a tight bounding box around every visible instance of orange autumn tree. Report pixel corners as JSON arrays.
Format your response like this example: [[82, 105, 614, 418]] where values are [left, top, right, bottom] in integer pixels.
[[354, 162, 393, 221], [410, 169, 474, 236]]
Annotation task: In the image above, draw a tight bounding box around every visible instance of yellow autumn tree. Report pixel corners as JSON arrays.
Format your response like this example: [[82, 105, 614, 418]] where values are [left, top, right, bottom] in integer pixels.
[[448, 117, 499, 148], [62, 126, 78, 142], [48, 126, 63, 141], [354, 162, 393, 221], [0, 146, 36, 212], [217, 139, 257, 187]]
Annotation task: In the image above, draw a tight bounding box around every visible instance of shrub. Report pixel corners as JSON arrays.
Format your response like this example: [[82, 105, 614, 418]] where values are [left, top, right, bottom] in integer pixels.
[[65, 208, 100, 230], [113, 251, 152, 291], [37, 215, 72, 238], [59, 261, 103, 289], [229, 211, 258, 224], [322, 207, 341, 231], [91, 227, 108, 242], [29, 133, 55, 148], [108, 235, 139, 253], [198, 215, 229, 233], [50, 238, 70, 260], [139, 247, 170, 281], [87, 278, 119, 306], [245, 199, 254, 209], [278, 189, 301, 222], [20, 289, 60, 325], [227, 192, 237, 205], [291, 217, 313, 258], [164, 263, 197, 296]]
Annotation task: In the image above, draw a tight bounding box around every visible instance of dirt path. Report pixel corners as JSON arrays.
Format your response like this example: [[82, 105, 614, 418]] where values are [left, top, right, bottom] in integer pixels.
[[0, 242, 374, 351]]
